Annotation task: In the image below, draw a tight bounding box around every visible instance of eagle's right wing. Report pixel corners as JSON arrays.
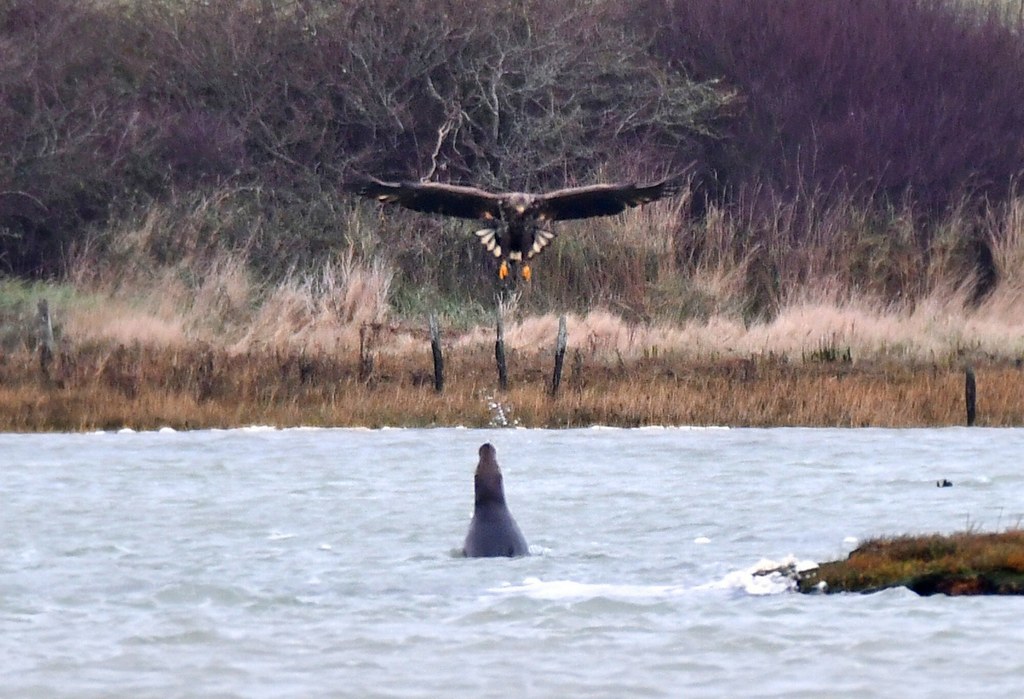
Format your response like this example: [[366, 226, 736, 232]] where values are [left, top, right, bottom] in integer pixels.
[[344, 176, 503, 221]]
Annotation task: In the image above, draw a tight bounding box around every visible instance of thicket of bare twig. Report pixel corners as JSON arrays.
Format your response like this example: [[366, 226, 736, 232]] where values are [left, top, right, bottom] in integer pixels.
[[2, 0, 1024, 346], [649, 0, 1024, 210], [0, 0, 725, 275]]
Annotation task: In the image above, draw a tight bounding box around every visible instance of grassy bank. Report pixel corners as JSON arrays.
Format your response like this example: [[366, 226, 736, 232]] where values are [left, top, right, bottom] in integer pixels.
[[5, 0, 1024, 410], [2, 341, 1022, 431], [797, 531, 1024, 595], [4, 232, 1024, 431]]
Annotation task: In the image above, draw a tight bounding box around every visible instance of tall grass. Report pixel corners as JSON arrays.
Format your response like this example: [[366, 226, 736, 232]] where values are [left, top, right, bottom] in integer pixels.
[[5, 0, 1024, 430], [237, 251, 393, 352], [25, 183, 1018, 366], [9, 188, 1024, 431]]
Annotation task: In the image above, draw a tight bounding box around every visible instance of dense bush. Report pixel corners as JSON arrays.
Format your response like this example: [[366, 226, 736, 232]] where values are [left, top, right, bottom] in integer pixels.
[[1, 0, 1022, 315], [0, 0, 726, 276], [646, 0, 1024, 209]]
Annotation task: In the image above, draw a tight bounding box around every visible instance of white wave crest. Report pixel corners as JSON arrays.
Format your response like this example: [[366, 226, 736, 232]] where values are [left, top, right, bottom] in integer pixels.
[[490, 556, 819, 600]]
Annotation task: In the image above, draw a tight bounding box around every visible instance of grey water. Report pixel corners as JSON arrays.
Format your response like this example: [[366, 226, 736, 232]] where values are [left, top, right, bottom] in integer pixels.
[[3, 426, 1024, 698]]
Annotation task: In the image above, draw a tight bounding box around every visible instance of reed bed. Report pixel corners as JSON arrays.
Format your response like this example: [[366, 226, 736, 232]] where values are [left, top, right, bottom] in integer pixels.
[[2, 342, 1022, 432], [4, 175, 1024, 433]]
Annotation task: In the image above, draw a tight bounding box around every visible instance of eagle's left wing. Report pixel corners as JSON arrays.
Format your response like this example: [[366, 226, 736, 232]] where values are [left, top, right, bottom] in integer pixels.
[[535, 178, 681, 221]]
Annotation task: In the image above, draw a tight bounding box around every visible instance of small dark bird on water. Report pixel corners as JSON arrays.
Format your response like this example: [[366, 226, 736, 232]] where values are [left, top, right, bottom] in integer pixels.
[[344, 174, 682, 281], [937, 479, 953, 488]]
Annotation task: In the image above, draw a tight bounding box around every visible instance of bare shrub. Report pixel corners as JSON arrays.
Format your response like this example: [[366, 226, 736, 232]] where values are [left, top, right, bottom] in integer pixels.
[[1, 0, 729, 279], [332, 0, 729, 188], [7, 0, 1024, 342]]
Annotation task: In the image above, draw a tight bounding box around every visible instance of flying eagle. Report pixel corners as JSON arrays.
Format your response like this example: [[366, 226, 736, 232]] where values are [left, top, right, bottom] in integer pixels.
[[344, 174, 681, 280]]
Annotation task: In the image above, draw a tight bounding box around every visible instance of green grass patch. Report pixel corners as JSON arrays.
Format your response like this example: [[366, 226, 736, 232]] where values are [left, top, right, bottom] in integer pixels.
[[799, 531, 1024, 595]]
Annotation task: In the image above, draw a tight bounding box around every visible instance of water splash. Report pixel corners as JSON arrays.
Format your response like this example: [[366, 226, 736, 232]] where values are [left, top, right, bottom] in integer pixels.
[[485, 395, 520, 427], [697, 556, 819, 595], [490, 556, 820, 600]]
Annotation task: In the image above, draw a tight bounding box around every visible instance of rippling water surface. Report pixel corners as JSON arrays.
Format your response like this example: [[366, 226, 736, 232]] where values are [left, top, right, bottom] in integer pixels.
[[3, 426, 1024, 697]]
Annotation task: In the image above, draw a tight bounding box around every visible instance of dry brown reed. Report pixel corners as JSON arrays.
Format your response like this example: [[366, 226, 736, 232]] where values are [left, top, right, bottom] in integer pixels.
[[2, 342, 1022, 432], [6, 182, 1020, 432], [236, 249, 393, 352], [64, 198, 395, 353]]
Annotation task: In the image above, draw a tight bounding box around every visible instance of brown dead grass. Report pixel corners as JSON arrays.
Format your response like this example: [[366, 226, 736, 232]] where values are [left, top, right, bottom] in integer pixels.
[[13, 185, 1021, 432], [446, 284, 1024, 364], [236, 251, 393, 352], [3, 342, 1022, 431]]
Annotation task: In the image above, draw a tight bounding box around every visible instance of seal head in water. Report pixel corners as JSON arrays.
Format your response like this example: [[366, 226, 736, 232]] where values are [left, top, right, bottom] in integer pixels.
[[463, 443, 529, 558]]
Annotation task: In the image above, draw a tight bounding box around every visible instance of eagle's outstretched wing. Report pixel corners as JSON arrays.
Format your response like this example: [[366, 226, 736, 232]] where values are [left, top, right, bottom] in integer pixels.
[[344, 175, 503, 221], [535, 178, 682, 221]]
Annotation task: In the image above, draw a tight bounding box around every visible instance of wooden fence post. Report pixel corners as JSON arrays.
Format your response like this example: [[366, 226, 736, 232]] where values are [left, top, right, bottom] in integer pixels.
[[37, 299, 55, 379], [359, 323, 374, 382], [550, 315, 568, 397], [429, 313, 444, 393], [495, 312, 508, 391], [964, 366, 977, 427]]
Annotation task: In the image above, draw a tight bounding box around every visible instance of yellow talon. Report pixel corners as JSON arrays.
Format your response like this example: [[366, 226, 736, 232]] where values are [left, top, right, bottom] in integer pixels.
[[522, 265, 532, 282], [499, 260, 509, 280]]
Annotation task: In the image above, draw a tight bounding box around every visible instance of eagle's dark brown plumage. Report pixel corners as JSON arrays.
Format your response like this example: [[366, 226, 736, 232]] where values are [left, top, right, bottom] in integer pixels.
[[344, 174, 681, 280]]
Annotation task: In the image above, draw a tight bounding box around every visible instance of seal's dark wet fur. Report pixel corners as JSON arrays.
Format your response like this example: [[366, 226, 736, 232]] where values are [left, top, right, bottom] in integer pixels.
[[463, 443, 529, 558]]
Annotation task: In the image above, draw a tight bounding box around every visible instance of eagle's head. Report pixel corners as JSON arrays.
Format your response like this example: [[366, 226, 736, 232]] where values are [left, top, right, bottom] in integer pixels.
[[504, 192, 537, 218]]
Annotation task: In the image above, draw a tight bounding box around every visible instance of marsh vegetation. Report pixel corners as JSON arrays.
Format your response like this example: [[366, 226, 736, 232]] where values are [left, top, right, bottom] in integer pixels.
[[798, 531, 1024, 595], [2, 1, 1024, 428]]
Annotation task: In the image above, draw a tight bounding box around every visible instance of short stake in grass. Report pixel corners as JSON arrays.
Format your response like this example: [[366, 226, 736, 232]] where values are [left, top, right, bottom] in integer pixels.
[[550, 314, 568, 397], [965, 366, 977, 427], [429, 313, 444, 393], [495, 312, 508, 391], [37, 298, 55, 380]]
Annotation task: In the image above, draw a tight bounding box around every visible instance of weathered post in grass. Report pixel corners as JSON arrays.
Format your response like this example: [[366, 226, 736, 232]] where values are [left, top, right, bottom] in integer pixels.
[[550, 315, 568, 397], [964, 366, 977, 427], [37, 299, 55, 379], [359, 323, 374, 382], [495, 312, 509, 391], [429, 313, 444, 393]]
